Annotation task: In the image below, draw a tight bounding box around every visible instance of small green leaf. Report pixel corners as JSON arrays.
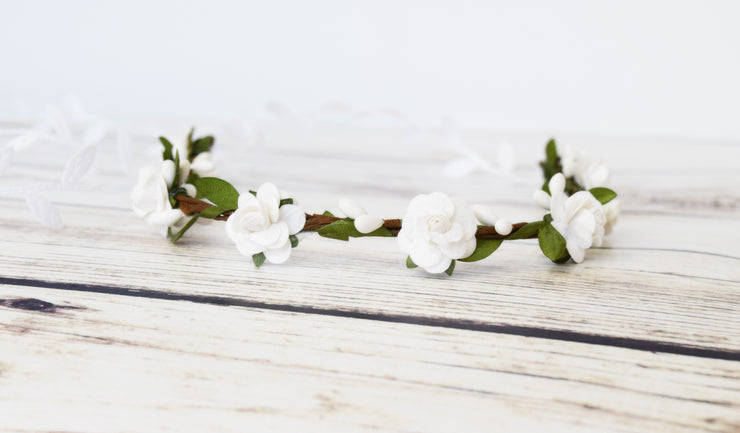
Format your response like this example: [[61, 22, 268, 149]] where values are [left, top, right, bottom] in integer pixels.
[[444, 260, 456, 276], [554, 251, 571, 264], [186, 127, 194, 158], [171, 150, 181, 191], [191, 136, 215, 156], [361, 226, 393, 238], [538, 222, 568, 262], [317, 219, 354, 241], [280, 198, 294, 206], [199, 205, 227, 219], [459, 239, 503, 262], [322, 210, 335, 217], [289, 234, 299, 248], [252, 252, 266, 268], [406, 256, 418, 268], [194, 177, 240, 209], [543, 213, 553, 224], [317, 219, 392, 241], [545, 138, 558, 166], [249, 190, 257, 196], [589, 187, 617, 205], [160, 137, 174, 161], [506, 220, 546, 240]]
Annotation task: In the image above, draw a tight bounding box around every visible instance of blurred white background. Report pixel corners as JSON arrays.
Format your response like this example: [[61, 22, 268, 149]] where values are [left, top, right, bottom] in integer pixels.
[[1, 0, 739, 140]]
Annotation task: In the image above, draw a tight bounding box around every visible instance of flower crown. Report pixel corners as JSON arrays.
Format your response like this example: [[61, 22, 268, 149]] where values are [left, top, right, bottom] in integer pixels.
[[132, 130, 620, 276]]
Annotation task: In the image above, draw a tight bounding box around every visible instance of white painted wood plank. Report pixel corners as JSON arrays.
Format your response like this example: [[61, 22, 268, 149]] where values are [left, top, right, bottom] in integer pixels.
[[0, 285, 737, 433], [0, 197, 737, 353]]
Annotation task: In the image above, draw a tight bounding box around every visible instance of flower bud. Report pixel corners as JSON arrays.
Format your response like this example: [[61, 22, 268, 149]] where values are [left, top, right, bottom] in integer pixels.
[[549, 173, 566, 194], [472, 205, 498, 226], [183, 183, 197, 197], [494, 219, 513, 236], [533, 190, 551, 209], [161, 160, 176, 188], [354, 214, 384, 234], [338, 198, 366, 219]]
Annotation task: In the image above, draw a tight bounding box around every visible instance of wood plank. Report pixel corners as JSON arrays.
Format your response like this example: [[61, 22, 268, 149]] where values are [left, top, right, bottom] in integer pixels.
[[1, 197, 737, 355], [0, 285, 738, 433]]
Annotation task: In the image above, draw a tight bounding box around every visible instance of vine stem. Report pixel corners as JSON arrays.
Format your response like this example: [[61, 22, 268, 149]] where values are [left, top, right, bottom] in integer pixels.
[[175, 195, 538, 240]]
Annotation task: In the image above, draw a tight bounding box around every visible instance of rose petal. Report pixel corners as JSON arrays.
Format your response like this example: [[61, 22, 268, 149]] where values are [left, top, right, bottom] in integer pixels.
[[438, 238, 466, 259], [250, 222, 288, 249], [424, 256, 453, 274], [567, 241, 586, 263], [263, 239, 292, 264], [409, 239, 444, 269], [279, 204, 306, 234], [147, 209, 183, 227], [257, 183, 281, 222]]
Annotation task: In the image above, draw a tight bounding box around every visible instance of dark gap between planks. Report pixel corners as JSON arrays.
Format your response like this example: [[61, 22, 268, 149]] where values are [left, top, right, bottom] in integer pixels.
[[1, 276, 738, 362]]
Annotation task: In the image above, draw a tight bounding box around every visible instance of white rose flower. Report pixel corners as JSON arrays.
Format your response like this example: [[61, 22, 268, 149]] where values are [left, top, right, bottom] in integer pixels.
[[558, 146, 587, 179], [398, 192, 477, 274], [225, 183, 305, 264], [548, 173, 606, 263], [131, 166, 184, 229], [576, 160, 610, 190], [557, 145, 610, 189]]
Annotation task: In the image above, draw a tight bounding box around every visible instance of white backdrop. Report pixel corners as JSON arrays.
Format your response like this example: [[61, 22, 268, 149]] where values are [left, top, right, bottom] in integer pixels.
[[1, 0, 739, 140]]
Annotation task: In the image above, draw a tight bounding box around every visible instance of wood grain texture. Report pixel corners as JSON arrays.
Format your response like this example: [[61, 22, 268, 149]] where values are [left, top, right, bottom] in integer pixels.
[[1, 125, 739, 431], [0, 286, 738, 433]]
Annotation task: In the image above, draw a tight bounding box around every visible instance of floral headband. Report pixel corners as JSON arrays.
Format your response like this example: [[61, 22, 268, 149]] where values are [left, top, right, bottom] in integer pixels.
[[132, 130, 620, 276]]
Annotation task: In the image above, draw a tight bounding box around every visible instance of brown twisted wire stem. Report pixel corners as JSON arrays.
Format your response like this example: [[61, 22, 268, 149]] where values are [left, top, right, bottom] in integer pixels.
[[175, 195, 536, 240]]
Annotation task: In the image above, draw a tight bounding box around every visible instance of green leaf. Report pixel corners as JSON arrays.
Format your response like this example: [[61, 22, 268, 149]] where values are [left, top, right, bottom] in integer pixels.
[[249, 190, 257, 196], [322, 210, 335, 217], [317, 219, 392, 241], [171, 150, 181, 191], [361, 226, 394, 238], [506, 220, 545, 240], [199, 205, 227, 219], [194, 177, 240, 209], [406, 256, 418, 268], [459, 239, 503, 262], [543, 213, 553, 223], [545, 138, 558, 166], [252, 252, 266, 268], [554, 251, 571, 264], [444, 260, 456, 276], [538, 222, 568, 262], [280, 198, 294, 206], [541, 138, 562, 189], [186, 128, 194, 158], [159, 137, 174, 161], [191, 136, 215, 156], [289, 234, 299, 248], [589, 187, 617, 205], [317, 219, 354, 241]]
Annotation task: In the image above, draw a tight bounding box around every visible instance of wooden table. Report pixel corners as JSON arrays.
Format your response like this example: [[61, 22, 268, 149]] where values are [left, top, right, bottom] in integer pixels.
[[1, 125, 738, 432]]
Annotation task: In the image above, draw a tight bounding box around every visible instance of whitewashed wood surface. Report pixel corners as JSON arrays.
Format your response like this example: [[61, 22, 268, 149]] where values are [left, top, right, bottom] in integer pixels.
[[0, 124, 739, 432]]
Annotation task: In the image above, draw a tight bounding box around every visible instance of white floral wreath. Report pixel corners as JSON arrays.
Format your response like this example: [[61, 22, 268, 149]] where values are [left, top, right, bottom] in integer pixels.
[[132, 130, 620, 276]]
